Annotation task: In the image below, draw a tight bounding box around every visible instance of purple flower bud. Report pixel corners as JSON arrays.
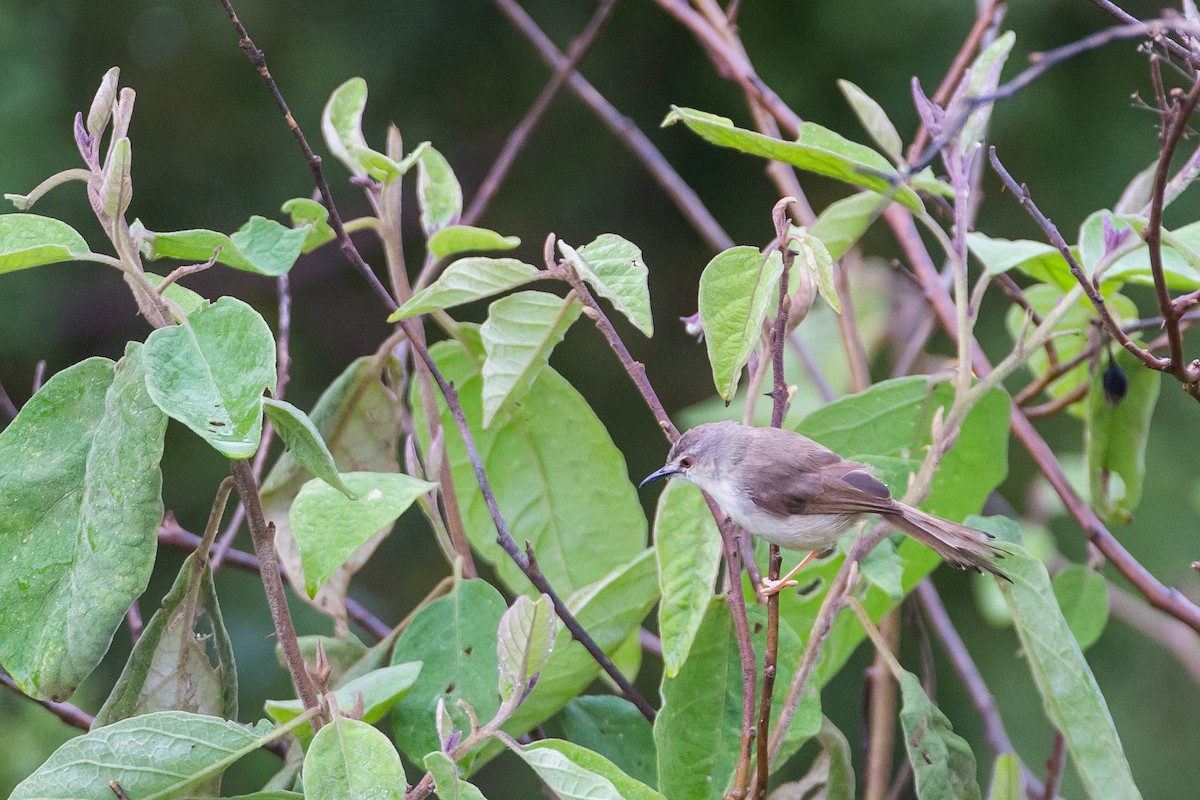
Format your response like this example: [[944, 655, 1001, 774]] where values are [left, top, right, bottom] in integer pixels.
[[1102, 215, 1133, 256], [74, 112, 97, 170], [680, 311, 704, 342], [443, 730, 462, 753]]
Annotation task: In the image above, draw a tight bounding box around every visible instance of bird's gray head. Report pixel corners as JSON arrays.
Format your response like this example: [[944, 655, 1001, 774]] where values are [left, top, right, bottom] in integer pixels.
[[639, 421, 744, 490]]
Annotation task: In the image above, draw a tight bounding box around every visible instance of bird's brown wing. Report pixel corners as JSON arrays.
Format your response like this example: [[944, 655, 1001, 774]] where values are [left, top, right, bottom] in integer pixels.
[[747, 447, 895, 518]]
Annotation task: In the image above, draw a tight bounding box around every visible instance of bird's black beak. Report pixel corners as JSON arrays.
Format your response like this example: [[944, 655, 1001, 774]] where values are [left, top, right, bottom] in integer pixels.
[[639, 465, 678, 488]]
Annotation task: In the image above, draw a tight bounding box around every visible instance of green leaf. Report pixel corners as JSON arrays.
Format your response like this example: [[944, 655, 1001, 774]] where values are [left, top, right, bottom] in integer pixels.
[[653, 481, 722, 677], [497, 550, 658, 743], [810, 192, 883, 261], [655, 598, 815, 800], [859, 537, 904, 600], [144, 272, 210, 316], [143, 296, 276, 459], [663, 106, 923, 211], [562, 696, 657, 789], [569, 234, 655, 336], [414, 339, 648, 595], [263, 398, 355, 498], [261, 357, 404, 628], [388, 257, 540, 321], [424, 751, 489, 800], [321, 77, 371, 178], [139, 216, 308, 277], [0, 213, 90, 273], [837, 79, 903, 162], [772, 716, 855, 800], [390, 579, 507, 767], [955, 32, 1014, 156], [428, 224, 521, 258], [698, 245, 783, 402], [282, 197, 336, 253], [497, 594, 557, 704], [99, 136, 132, 219], [303, 716, 405, 800], [898, 671, 982, 800], [518, 739, 665, 800], [417, 145, 463, 236], [1086, 349, 1160, 523], [0, 348, 165, 700], [990, 525, 1142, 800], [266, 661, 421, 737], [10, 712, 299, 800], [1052, 564, 1110, 650], [792, 229, 841, 314], [480, 290, 581, 427], [291, 472, 435, 596], [966, 232, 1072, 287], [986, 754, 1021, 800], [93, 554, 236, 728]]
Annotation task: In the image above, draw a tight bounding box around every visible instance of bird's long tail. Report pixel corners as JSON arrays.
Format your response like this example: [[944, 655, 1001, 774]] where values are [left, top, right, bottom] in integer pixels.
[[883, 504, 1010, 580]]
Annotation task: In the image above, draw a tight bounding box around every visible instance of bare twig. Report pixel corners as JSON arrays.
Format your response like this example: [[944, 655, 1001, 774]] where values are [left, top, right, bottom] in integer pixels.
[[1, 672, 93, 731], [124, 602, 144, 646], [0, 376, 20, 421], [460, 0, 618, 229], [491, 0, 734, 253], [1042, 732, 1067, 800], [155, 249, 219, 293], [863, 611, 899, 800], [229, 460, 321, 723]]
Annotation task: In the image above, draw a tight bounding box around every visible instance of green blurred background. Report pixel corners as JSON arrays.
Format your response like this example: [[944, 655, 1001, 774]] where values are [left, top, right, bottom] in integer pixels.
[[1, 0, 1197, 797]]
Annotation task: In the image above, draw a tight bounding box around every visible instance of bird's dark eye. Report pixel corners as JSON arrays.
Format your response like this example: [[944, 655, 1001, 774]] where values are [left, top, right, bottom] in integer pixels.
[[679, 457, 694, 469]]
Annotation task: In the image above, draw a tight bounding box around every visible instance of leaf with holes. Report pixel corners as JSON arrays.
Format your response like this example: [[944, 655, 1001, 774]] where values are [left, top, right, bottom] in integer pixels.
[[565, 234, 654, 336], [899, 670, 982, 800]]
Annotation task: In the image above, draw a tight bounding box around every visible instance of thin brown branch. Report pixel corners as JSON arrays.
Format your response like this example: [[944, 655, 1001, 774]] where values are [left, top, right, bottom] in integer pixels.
[[863, 611, 899, 800], [1042, 732, 1067, 800], [988, 149, 1169, 372], [229, 459, 321, 723], [1, 672, 93, 731], [491, 0, 734, 253], [1143, 75, 1200, 386], [461, 0, 618, 229], [1085, 0, 1200, 69], [124, 602, 144, 646], [1022, 381, 1091, 419]]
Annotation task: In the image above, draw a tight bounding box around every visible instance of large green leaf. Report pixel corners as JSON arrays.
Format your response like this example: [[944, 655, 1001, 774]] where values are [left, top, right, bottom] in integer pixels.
[[1085, 348, 1160, 523], [303, 717, 405, 800], [1052, 565, 1110, 651], [0, 213, 90, 273], [93, 553, 236, 727], [480, 290, 581, 428], [663, 106, 923, 211], [290, 472, 435, 596], [655, 599, 815, 800], [569, 234, 654, 336], [698, 246, 783, 402], [138, 216, 308, 277], [143, 296, 276, 459], [654, 481, 722, 677], [898, 671, 982, 800], [0, 348, 166, 700], [388, 257, 540, 321], [984, 517, 1141, 800], [517, 740, 665, 800], [414, 338, 648, 596], [261, 357, 403, 629], [390, 579, 507, 766], [562, 696, 658, 789], [10, 712, 299, 800]]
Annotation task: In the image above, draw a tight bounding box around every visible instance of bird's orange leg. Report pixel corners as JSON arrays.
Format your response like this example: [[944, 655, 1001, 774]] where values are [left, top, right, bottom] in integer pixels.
[[761, 550, 819, 597]]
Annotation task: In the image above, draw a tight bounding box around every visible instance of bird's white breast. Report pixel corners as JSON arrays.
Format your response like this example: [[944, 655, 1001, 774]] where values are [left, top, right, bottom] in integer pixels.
[[697, 476, 856, 550]]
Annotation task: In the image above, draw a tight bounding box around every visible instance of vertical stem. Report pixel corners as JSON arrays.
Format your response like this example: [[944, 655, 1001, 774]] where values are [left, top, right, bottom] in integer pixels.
[[1042, 732, 1067, 800], [229, 459, 321, 724], [863, 611, 899, 800]]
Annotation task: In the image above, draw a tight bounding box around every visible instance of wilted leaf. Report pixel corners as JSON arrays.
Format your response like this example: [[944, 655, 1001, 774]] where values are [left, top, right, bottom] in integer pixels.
[[1086, 348, 1160, 522]]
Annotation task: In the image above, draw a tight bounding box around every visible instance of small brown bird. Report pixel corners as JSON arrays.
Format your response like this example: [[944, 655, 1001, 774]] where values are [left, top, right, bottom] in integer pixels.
[[641, 421, 1007, 595]]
